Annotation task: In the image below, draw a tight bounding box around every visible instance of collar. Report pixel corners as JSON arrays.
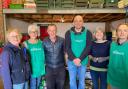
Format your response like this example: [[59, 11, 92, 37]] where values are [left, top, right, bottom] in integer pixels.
[[71, 27, 85, 34], [117, 39, 128, 45], [48, 36, 59, 44], [5, 42, 20, 52]]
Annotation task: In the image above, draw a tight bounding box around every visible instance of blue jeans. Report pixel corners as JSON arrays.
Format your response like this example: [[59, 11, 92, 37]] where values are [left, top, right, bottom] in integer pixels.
[[13, 82, 28, 89], [30, 76, 42, 89], [90, 70, 107, 89], [67, 60, 86, 89]]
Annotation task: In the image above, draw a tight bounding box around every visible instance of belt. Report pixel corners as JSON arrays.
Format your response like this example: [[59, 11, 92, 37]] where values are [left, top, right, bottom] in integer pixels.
[[91, 56, 109, 63]]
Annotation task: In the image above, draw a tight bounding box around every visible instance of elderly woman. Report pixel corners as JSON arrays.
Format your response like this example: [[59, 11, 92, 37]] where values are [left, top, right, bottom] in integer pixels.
[[89, 28, 111, 89], [108, 23, 128, 89], [23, 24, 45, 89], [1, 28, 30, 89]]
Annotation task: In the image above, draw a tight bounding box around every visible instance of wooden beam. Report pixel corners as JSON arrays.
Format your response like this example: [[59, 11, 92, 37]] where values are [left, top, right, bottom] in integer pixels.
[[93, 14, 111, 22], [3, 8, 126, 14]]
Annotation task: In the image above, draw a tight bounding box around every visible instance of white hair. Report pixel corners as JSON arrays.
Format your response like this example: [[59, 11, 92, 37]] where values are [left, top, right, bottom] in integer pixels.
[[28, 24, 38, 34]]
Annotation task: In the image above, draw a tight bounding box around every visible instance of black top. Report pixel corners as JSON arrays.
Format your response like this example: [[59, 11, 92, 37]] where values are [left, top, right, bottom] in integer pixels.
[[90, 41, 111, 68]]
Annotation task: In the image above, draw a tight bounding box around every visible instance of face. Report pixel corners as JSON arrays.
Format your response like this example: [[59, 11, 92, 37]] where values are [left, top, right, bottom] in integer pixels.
[[47, 25, 57, 39], [95, 30, 104, 40], [117, 24, 128, 39], [29, 30, 38, 39], [8, 31, 21, 46], [73, 16, 84, 30]]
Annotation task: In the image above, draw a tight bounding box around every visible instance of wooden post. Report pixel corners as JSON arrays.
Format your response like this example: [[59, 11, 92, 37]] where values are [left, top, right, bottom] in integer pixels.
[[105, 22, 111, 32], [0, 0, 4, 42]]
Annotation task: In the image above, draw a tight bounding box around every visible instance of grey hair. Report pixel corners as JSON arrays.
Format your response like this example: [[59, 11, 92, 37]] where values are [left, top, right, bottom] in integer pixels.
[[93, 27, 106, 40], [28, 24, 38, 34]]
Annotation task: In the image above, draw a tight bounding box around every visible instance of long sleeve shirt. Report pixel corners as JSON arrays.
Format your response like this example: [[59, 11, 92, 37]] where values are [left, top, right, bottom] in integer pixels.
[[65, 27, 92, 61]]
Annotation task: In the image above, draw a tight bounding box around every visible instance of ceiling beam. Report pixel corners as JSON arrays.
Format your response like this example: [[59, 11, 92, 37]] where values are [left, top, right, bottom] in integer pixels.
[[3, 8, 125, 14]]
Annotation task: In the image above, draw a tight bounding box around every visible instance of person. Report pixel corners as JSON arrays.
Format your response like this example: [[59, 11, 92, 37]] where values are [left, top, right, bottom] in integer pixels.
[[89, 27, 111, 89], [23, 24, 45, 89], [107, 23, 128, 89], [43, 24, 65, 89], [1, 28, 30, 89], [65, 15, 92, 89]]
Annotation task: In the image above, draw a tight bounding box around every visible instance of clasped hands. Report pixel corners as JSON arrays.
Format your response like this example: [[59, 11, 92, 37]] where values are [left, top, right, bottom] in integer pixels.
[[73, 58, 81, 66]]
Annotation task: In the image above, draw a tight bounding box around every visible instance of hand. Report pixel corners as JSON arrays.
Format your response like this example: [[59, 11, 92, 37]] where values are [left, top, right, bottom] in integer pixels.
[[73, 58, 81, 66]]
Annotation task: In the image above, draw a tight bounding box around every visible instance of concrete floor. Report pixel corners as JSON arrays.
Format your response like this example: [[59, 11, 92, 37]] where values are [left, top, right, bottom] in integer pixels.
[[0, 78, 110, 89]]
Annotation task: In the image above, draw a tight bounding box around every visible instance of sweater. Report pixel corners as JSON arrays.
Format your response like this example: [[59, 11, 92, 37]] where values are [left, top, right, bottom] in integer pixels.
[[90, 41, 111, 71]]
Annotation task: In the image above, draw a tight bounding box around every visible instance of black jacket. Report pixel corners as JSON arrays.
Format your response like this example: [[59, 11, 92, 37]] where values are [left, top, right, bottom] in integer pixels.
[[43, 36, 65, 68], [1, 43, 30, 89]]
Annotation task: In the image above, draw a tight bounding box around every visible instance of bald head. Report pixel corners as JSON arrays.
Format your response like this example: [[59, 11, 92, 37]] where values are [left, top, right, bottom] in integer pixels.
[[73, 15, 84, 30], [73, 15, 84, 22]]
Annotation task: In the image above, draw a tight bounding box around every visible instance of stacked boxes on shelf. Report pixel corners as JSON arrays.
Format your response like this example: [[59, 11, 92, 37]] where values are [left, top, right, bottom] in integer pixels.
[[105, 0, 118, 8], [36, 0, 49, 9], [89, 0, 104, 8], [61, 0, 75, 8], [24, 0, 36, 9], [75, 0, 89, 8], [9, 0, 24, 9]]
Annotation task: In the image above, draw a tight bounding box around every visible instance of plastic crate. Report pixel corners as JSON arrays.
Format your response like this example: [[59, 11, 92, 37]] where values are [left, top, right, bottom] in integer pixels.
[[9, 4, 24, 9]]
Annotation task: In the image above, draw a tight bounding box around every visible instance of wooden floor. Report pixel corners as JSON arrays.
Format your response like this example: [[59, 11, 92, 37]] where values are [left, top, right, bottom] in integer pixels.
[[0, 77, 4, 89]]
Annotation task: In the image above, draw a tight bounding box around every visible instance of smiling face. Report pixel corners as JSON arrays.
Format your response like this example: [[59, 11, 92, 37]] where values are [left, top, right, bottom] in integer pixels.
[[7, 30, 21, 46], [73, 15, 84, 30], [28, 24, 38, 39], [47, 25, 57, 39], [117, 24, 128, 40], [95, 30, 104, 41], [29, 30, 38, 39]]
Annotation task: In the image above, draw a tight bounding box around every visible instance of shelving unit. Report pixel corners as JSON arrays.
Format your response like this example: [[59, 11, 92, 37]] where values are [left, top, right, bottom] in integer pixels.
[[3, 8, 125, 14], [2, 8, 126, 31]]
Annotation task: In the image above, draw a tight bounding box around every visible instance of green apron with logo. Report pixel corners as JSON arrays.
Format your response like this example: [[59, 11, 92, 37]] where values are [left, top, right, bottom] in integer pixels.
[[25, 40, 45, 78], [70, 29, 88, 66], [108, 41, 128, 89]]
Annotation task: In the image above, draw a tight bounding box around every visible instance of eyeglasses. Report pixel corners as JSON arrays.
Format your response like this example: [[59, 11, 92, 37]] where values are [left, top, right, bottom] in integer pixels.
[[9, 35, 21, 39], [29, 31, 38, 34]]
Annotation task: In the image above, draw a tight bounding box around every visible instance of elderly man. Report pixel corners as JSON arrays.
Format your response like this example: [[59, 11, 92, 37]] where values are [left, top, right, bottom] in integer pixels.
[[65, 15, 92, 89], [43, 24, 65, 89]]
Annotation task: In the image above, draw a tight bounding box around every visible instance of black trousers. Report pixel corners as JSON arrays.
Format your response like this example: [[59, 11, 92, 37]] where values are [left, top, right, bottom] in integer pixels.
[[46, 66, 66, 89]]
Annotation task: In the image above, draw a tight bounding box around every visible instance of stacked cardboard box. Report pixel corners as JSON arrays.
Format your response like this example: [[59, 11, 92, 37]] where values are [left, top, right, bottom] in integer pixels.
[[11, 0, 24, 4], [9, 0, 24, 9], [24, 0, 36, 8]]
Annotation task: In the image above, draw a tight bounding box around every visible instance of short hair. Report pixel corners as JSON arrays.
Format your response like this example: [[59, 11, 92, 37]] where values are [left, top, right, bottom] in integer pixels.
[[28, 24, 38, 34], [116, 23, 128, 32], [93, 27, 106, 40], [47, 24, 57, 29], [6, 28, 22, 41]]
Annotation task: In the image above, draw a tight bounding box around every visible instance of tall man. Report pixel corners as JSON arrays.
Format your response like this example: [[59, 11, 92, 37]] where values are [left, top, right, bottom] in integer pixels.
[[65, 15, 92, 89], [43, 24, 65, 89]]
